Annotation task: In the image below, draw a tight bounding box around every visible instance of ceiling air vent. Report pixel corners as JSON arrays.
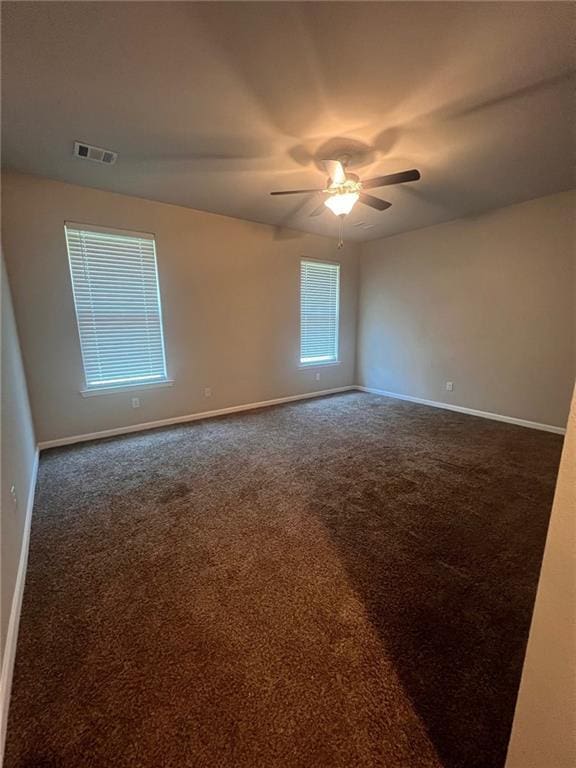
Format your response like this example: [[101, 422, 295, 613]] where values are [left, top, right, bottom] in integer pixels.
[[73, 141, 117, 165]]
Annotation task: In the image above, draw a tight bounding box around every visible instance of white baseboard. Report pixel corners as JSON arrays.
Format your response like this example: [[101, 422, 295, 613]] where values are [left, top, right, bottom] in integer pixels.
[[38, 384, 566, 449], [38, 386, 356, 450], [0, 448, 39, 764], [356, 386, 566, 435]]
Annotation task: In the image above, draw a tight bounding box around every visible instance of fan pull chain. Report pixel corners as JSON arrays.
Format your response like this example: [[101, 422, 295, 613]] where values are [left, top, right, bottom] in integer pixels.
[[338, 214, 344, 249]]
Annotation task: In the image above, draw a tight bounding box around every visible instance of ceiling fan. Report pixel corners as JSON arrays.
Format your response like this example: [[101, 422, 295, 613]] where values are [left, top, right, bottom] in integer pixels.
[[270, 159, 421, 218]]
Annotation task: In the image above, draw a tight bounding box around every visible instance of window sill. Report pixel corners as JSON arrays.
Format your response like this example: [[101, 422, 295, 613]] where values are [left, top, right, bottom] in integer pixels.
[[81, 380, 174, 398], [298, 361, 341, 369]]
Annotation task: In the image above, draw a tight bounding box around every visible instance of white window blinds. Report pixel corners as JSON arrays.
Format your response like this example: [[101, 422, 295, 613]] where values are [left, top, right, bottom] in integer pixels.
[[300, 259, 340, 365], [65, 223, 168, 391]]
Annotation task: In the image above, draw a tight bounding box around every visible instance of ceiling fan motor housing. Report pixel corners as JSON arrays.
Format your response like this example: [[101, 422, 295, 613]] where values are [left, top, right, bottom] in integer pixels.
[[327, 174, 361, 195]]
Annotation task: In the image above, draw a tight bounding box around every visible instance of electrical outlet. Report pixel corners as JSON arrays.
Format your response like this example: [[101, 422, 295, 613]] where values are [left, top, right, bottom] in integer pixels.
[[204, 387, 212, 398], [131, 397, 141, 408], [446, 381, 454, 392], [315, 373, 321, 381], [10, 484, 18, 510]]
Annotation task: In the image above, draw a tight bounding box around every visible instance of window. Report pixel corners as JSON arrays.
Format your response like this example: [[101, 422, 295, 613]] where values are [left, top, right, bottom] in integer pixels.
[[300, 259, 340, 366], [65, 223, 169, 392]]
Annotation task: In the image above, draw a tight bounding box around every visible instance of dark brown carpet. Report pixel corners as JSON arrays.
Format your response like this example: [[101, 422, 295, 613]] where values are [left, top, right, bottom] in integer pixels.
[[5, 392, 562, 768]]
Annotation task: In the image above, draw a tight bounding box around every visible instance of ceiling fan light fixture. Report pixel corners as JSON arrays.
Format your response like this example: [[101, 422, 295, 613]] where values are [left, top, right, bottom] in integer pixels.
[[324, 191, 359, 216]]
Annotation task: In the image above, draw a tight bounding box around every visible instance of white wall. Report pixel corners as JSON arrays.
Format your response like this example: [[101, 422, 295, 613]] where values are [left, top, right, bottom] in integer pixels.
[[1, 172, 359, 444], [357, 191, 576, 428], [0, 252, 37, 756], [505, 385, 576, 768]]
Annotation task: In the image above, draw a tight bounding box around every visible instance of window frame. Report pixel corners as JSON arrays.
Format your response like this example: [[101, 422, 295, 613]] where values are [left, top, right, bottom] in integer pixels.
[[64, 221, 171, 396], [298, 257, 341, 368]]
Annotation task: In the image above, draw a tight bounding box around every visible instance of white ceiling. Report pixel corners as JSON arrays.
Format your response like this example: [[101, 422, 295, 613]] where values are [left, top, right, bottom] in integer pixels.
[[2, 2, 574, 242]]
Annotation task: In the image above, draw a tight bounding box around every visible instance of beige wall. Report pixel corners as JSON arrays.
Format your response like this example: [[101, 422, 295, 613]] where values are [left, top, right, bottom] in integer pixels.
[[1, 173, 358, 444], [357, 191, 576, 428], [505, 385, 576, 768], [0, 253, 36, 663]]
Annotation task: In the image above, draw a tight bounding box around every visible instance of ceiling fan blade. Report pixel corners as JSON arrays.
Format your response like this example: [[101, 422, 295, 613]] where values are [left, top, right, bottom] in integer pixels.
[[359, 193, 392, 211], [362, 169, 421, 189], [324, 160, 346, 185], [309, 201, 327, 218], [270, 188, 324, 195]]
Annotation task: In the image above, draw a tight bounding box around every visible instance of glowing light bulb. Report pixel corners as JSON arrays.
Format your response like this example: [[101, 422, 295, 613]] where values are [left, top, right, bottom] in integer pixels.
[[324, 192, 359, 216]]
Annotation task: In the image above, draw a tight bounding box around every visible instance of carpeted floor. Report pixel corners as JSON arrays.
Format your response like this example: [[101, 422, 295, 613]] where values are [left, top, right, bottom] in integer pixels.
[[5, 392, 563, 768]]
